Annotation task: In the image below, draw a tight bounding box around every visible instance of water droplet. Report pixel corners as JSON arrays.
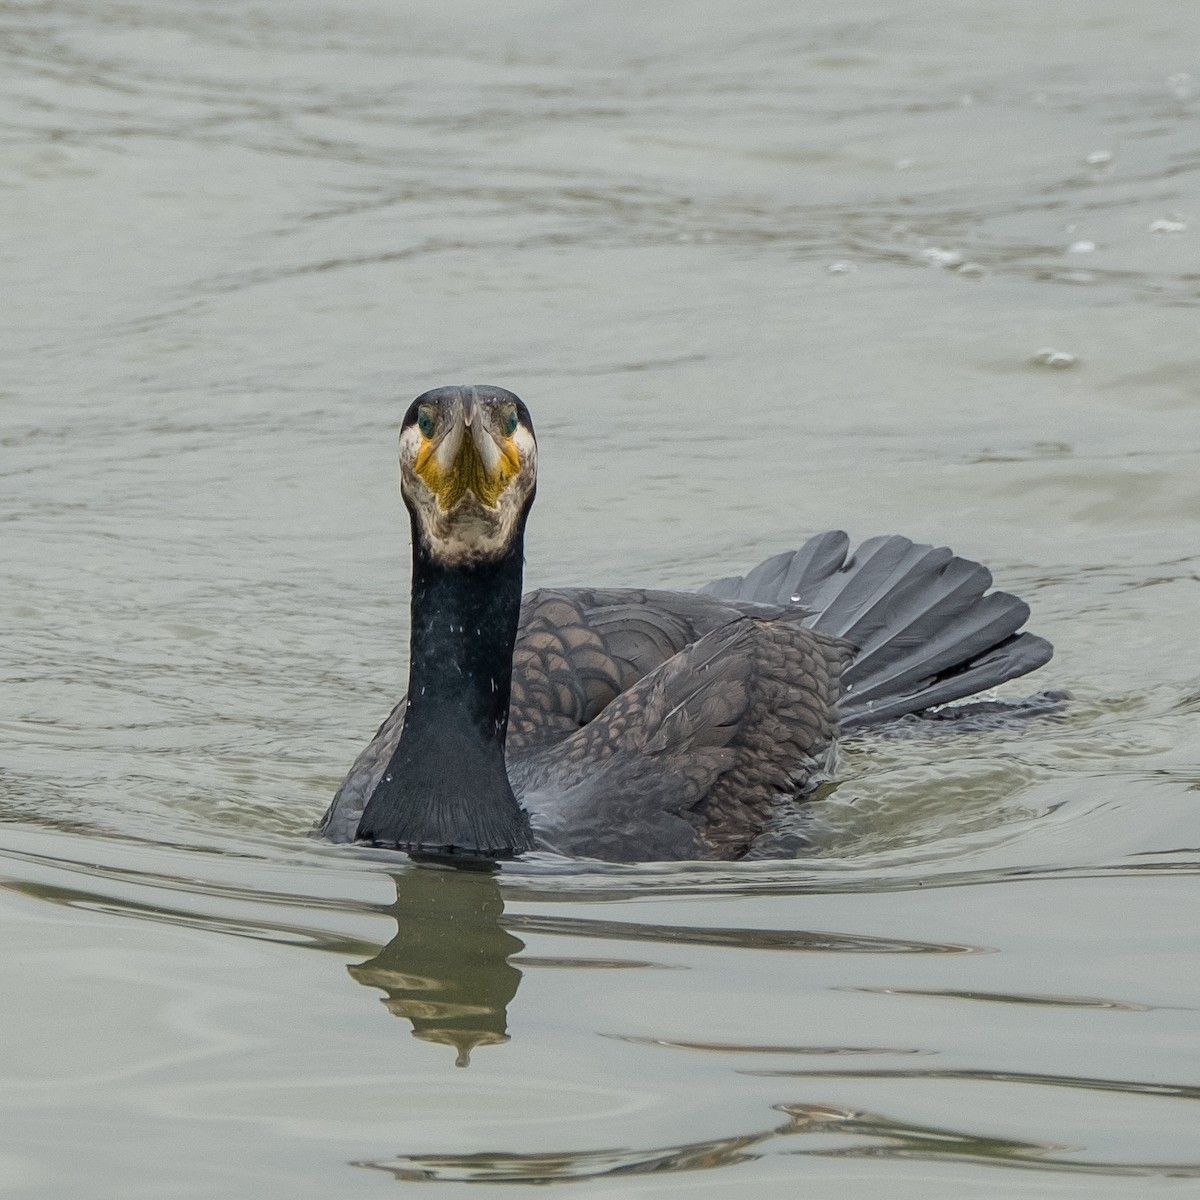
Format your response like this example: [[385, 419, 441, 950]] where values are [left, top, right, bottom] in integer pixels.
[[894, 158, 914, 171], [1149, 217, 1187, 234], [384, 773, 394, 783], [1085, 149, 1113, 167], [956, 262, 986, 279], [1032, 348, 1079, 369], [1068, 239, 1097, 253], [827, 260, 856, 274], [920, 247, 964, 268]]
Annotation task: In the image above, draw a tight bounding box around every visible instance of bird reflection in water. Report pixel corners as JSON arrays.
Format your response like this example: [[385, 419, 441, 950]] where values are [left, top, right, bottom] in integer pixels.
[[347, 863, 523, 1067]]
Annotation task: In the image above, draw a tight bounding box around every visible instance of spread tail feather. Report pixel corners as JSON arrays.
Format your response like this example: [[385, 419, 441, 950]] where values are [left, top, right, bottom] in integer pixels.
[[702, 531, 1053, 729]]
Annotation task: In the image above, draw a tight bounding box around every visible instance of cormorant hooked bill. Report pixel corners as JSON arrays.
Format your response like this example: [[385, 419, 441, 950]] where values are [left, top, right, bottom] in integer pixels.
[[316, 385, 1053, 862]]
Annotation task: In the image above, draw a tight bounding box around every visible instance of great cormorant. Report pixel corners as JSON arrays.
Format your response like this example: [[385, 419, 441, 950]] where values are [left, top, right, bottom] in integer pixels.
[[316, 385, 1052, 861]]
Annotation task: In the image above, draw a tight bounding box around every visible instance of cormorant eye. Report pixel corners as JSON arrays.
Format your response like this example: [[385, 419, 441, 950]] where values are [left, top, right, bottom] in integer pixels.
[[416, 406, 437, 438], [501, 406, 519, 437]]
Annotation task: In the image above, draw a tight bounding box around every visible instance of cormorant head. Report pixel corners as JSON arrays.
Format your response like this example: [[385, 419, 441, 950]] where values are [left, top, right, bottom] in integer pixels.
[[399, 385, 537, 566]]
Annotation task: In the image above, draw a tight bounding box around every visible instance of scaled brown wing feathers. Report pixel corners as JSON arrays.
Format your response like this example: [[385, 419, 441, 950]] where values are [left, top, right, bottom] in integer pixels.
[[509, 614, 852, 861], [508, 587, 776, 755]]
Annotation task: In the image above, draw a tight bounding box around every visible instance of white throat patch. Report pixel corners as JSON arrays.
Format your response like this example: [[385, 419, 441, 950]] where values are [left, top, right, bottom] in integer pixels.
[[400, 423, 537, 566]]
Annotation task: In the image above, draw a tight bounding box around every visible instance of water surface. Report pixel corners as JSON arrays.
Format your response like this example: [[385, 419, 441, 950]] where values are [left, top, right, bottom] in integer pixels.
[[2, 1, 1199, 1196]]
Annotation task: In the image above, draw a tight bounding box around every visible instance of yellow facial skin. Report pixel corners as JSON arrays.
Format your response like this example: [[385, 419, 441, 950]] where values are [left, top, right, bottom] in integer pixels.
[[399, 391, 537, 567], [414, 413, 521, 511]]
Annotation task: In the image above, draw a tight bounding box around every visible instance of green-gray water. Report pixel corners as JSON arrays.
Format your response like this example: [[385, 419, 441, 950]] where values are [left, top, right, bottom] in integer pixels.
[[2, 2, 1199, 1196]]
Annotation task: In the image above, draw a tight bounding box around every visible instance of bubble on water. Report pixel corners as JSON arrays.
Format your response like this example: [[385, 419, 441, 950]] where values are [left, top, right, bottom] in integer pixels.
[[1068, 239, 1097, 253], [956, 262, 986, 279], [384, 772, 394, 783], [1085, 149, 1113, 167], [894, 158, 914, 171], [1166, 72, 1194, 100], [1149, 216, 1187, 234], [1032, 348, 1079, 369], [920, 247, 964, 268], [826, 260, 856, 274]]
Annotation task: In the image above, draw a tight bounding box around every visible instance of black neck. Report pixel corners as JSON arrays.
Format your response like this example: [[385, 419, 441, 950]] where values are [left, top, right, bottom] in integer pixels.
[[356, 508, 535, 857], [403, 538, 522, 747]]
